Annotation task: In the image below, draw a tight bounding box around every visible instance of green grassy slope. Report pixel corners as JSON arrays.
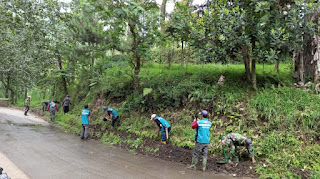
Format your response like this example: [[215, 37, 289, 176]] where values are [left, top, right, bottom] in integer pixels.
[[21, 63, 320, 178]]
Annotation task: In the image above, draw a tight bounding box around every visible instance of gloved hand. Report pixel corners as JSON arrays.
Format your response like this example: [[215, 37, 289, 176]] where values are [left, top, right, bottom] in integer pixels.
[[103, 117, 108, 122]]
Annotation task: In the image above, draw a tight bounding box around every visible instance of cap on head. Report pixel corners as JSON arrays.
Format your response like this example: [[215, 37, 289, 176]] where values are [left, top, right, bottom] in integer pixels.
[[67, 94, 70, 97], [245, 138, 252, 145], [199, 110, 208, 116], [84, 104, 88, 109], [103, 106, 108, 111], [151, 114, 156, 120], [27, 96, 31, 98]]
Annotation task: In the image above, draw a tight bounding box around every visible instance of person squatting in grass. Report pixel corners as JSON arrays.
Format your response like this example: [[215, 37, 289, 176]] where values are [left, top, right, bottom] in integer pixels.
[[150, 114, 171, 144], [103, 106, 119, 128], [24, 96, 31, 116], [47, 100, 59, 121], [81, 104, 91, 140], [187, 110, 212, 172], [220, 133, 256, 164]]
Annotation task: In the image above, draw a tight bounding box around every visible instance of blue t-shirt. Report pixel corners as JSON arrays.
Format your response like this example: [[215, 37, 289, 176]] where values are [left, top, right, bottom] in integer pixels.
[[81, 109, 90, 124], [195, 118, 212, 143], [107, 108, 118, 119], [156, 116, 171, 132]]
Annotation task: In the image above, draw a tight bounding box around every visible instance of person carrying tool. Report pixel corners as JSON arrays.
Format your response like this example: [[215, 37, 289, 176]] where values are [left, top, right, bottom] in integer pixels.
[[150, 114, 171, 144], [47, 100, 59, 121], [62, 94, 72, 114], [187, 110, 212, 172], [103, 106, 119, 128], [220, 133, 256, 164], [24, 96, 31, 116], [81, 104, 91, 140]]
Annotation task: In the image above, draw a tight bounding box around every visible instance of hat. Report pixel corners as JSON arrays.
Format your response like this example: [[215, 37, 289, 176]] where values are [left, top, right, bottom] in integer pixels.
[[199, 110, 208, 116], [103, 106, 108, 111], [151, 114, 156, 120], [27, 96, 31, 98]]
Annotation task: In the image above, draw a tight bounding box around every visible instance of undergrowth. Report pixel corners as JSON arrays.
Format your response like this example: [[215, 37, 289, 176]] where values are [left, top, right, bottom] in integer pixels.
[[17, 62, 320, 178]]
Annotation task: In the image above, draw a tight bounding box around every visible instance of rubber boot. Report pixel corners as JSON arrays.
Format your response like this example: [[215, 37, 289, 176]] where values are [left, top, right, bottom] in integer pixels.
[[233, 156, 239, 163], [187, 157, 198, 170], [202, 158, 207, 172]]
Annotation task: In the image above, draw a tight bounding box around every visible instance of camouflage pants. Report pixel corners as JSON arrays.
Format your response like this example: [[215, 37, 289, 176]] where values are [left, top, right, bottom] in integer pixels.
[[24, 106, 29, 115], [49, 108, 56, 121]]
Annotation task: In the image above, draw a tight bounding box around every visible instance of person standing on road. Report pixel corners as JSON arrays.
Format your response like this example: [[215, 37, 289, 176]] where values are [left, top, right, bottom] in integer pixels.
[[150, 114, 171, 144], [187, 110, 212, 172], [220, 133, 256, 164], [24, 96, 31, 116], [103, 106, 119, 128], [62, 95, 72, 114], [47, 101, 59, 121], [81, 104, 91, 140]]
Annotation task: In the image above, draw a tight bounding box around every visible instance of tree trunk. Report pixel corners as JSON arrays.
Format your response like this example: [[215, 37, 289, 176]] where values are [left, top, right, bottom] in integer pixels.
[[129, 23, 141, 93], [24, 88, 27, 100], [313, 35, 320, 83], [251, 58, 257, 89], [57, 56, 68, 95], [299, 51, 305, 84], [5, 75, 10, 98], [274, 60, 280, 72], [181, 40, 184, 69], [241, 46, 251, 82], [160, 0, 167, 33], [10, 89, 14, 105]]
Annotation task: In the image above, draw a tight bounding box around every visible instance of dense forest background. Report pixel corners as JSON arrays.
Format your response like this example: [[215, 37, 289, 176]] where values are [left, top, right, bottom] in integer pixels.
[[1, 0, 320, 178]]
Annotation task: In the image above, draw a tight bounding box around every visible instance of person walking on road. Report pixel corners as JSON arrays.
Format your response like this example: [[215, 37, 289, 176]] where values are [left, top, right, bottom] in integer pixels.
[[220, 133, 256, 164], [81, 104, 91, 140], [151, 114, 171, 144], [187, 110, 212, 172], [47, 101, 59, 121], [62, 95, 72, 114], [24, 96, 31, 116], [103, 106, 119, 128]]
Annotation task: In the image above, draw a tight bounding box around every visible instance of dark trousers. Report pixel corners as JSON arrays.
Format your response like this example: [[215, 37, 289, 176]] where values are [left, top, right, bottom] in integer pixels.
[[161, 127, 171, 142], [63, 106, 69, 114], [112, 117, 119, 127]]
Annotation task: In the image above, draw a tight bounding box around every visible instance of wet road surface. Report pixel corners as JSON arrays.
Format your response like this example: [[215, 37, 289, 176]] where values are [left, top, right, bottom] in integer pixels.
[[0, 107, 232, 179]]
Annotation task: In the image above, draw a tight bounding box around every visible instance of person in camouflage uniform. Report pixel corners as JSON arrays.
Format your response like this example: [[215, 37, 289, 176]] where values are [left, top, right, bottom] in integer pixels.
[[221, 133, 256, 163], [24, 96, 31, 116], [41, 100, 51, 112]]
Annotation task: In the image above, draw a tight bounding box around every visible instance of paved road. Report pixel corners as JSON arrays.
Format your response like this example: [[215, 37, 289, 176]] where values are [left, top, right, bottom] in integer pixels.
[[0, 107, 231, 179]]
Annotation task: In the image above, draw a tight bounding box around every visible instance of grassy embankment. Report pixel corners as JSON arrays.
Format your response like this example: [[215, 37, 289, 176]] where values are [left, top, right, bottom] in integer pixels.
[[19, 63, 320, 178]]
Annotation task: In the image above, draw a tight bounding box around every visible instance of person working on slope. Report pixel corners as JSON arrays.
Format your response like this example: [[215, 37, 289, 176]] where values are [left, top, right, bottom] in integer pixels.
[[220, 133, 256, 164], [24, 96, 31, 116], [150, 114, 171, 144], [62, 94, 72, 114], [47, 100, 59, 121], [187, 110, 212, 172], [103, 106, 119, 128], [81, 104, 91, 140]]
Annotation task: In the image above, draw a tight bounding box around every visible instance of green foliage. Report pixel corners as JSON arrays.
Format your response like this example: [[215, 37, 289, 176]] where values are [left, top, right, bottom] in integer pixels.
[[101, 132, 122, 145]]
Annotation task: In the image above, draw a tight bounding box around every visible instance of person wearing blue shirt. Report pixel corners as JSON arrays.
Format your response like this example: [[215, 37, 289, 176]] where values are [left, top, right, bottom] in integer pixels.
[[81, 104, 91, 140], [151, 114, 171, 144], [103, 106, 119, 128], [187, 110, 212, 172]]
